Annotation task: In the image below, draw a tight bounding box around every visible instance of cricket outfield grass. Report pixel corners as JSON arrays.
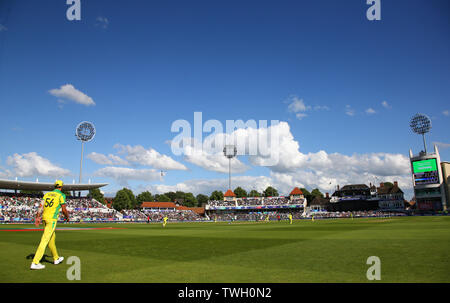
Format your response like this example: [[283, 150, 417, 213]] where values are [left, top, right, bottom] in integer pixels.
[[0, 216, 449, 283]]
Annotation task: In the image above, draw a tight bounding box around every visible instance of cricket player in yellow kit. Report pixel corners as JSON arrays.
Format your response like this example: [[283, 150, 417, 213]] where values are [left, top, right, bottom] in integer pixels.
[[30, 180, 70, 270], [288, 213, 293, 224], [163, 215, 168, 227]]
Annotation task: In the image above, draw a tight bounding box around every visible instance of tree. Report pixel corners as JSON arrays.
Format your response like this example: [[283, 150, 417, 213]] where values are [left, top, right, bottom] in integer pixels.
[[248, 190, 261, 197], [157, 194, 171, 202], [175, 191, 186, 200], [112, 190, 132, 211], [383, 182, 394, 188], [136, 191, 153, 204], [210, 190, 224, 201], [263, 186, 278, 197], [164, 191, 177, 202], [196, 194, 209, 207], [300, 188, 312, 203], [311, 188, 324, 199], [122, 188, 137, 208], [88, 188, 105, 204], [183, 193, 198, 207], [300, 188, 311, 196], [234, 187, 247, 198]]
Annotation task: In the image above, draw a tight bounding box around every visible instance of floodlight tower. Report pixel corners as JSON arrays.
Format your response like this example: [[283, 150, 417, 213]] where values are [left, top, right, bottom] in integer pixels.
[[409, 114, 447, 212], [75, 121, 96, 185], [410, 113, 432, 154], [223, 145, 237, 190]]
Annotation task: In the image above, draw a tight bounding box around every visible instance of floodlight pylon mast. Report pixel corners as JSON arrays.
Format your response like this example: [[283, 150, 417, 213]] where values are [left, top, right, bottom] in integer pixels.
[[422, 133, 427, 154], [224, 144, 237, 190], [79, 141, 84, 184], [75, 121, 96, 196], [228, 157, 231, 190]]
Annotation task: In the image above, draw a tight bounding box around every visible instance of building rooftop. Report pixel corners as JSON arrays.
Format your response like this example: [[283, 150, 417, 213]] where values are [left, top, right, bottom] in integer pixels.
[[224, 189, 236, 197], [290, 187, 303, 196]]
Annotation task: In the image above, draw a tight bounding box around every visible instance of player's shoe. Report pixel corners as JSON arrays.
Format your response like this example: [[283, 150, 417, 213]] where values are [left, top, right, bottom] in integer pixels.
[[54, 257, 64, 265], [30, 263, 45, 270]]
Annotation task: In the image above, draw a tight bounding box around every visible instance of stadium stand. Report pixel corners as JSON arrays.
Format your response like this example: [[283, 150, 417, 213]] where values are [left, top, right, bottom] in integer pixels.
[[0, 194, 121, 223]]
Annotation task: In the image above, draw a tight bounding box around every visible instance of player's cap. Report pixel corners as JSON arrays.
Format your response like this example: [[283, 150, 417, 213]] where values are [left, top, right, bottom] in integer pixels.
[[54, 180, 64, 188]]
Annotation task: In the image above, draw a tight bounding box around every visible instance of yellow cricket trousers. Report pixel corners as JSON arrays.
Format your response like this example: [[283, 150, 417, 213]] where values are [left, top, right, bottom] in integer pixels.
[[32, 219, 59, 264]]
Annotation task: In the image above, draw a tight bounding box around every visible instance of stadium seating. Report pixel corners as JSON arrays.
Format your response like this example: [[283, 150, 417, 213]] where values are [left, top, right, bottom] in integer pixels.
[[0, 194, 205, 223], [206, 196, 305, 208]]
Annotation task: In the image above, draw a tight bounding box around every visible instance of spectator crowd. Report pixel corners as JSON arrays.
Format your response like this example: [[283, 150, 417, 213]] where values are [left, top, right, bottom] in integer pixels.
[[0, 193, 407, 224], [0, 194, 205, 223], [207, 197, 305, 208], [0, 195, 121, 222]]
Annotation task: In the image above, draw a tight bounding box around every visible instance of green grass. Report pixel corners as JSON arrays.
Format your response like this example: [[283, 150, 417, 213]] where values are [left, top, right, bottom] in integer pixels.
[[0, 216, 449, 283]]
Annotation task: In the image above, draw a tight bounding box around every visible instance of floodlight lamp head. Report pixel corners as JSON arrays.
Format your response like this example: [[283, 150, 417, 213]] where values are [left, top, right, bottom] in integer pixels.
[[223, 145, 237, 159], [410, 113, 431, 135], [75, 121, 96, 142]]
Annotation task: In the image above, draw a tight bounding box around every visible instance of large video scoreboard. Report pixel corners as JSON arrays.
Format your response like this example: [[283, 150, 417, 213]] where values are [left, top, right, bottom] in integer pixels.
[[412, 158, 439, 185]]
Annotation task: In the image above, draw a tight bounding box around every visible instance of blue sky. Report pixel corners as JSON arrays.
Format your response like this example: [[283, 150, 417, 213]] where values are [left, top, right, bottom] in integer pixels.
[[0, 0, 449, 199]]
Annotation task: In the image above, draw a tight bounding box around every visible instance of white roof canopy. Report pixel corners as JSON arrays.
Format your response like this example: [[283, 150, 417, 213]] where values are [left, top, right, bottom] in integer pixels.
[[0, 179, 108, 192]]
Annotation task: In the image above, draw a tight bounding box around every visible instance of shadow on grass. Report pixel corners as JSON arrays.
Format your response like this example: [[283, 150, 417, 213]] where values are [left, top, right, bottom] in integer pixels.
[[26, 253, 54, 264]]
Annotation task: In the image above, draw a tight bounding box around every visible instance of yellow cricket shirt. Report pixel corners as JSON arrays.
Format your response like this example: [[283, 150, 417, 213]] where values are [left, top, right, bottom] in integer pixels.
[[42, 189, 66, 221]]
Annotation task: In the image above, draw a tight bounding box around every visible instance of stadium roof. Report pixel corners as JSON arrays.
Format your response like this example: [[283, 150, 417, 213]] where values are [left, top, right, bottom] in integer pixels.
[[290, 187, 303, 196], [0, 179, 108, 192], [176, 205, 205, 215], [340, 184, 370, 191], [377, 182, 404, 195], [224, 189, 236, 197], [141, 202, 177, 208]]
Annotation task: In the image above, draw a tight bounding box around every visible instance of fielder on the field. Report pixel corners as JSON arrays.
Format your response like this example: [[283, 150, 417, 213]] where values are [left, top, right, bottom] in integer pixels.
[[30, 180, 70, 270]]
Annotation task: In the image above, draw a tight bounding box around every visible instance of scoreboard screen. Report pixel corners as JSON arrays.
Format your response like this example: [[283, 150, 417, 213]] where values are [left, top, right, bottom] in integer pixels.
[[412, 159, 439, 185]]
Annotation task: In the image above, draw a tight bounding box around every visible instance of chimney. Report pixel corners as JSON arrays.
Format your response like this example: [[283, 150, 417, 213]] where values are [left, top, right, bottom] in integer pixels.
[[380, 183, 384, 188], [394, 181, 398, 187], [325, 193, 329, 199], [337, 185, 340, 190]]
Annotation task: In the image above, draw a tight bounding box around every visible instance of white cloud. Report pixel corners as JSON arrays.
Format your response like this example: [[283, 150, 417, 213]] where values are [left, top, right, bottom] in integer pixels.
[[95, 16, 109, 29], [172, 122, 282, 173], [183, 145, 249, 174], [366, 108, 376, 114], [87, 152, 129, 166], [114, 144, 188, 171], [49, 84, 95, 106], [381, 101, 391, 109], [0, 163, 13, 178], [287, 96, 328, 120], [345, 105, 355, 116], [94, 167, 162, 186], [141, 175, 273, 196], [443, 110, 449, 116], [6, 152, 71, 178], [243, 122, 411, 178], [295, 113, 308, 120], [0, 24, 7, 32], [288, 96, 310, 113], [313, 105, 330, 111], [169, 121, 412, 195]]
